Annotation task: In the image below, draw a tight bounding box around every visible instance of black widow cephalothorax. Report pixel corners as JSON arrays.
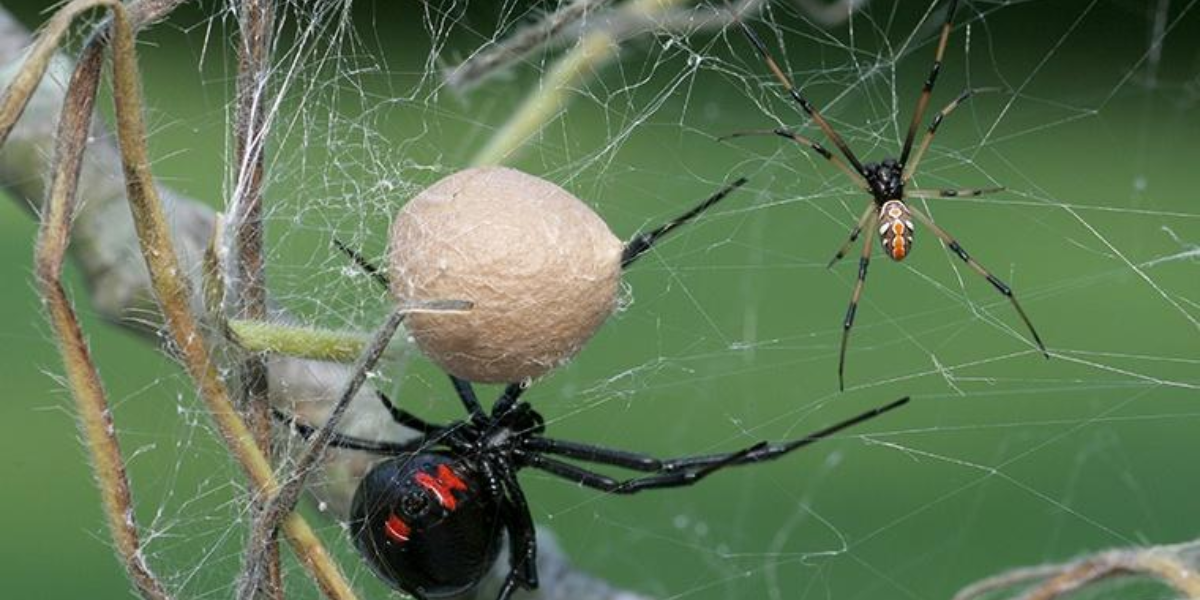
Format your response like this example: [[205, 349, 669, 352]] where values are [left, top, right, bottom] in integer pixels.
[[279, 378, 907, 600], [287, 179, 906, 599], [722, 0, 1049, 390]]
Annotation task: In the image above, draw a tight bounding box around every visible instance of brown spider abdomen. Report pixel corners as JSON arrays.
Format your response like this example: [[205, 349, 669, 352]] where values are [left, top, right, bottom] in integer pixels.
[[878, 200, 915, 262], [389, 166, 623, 383]]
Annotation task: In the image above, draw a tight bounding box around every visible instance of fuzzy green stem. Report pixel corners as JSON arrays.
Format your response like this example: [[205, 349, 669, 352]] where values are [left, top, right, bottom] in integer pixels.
[[228, 298, 471, 363], [229, 320, 381, 363]]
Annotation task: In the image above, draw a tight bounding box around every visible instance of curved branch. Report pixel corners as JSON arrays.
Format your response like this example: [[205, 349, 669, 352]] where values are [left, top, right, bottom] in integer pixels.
[[954, 540, 1200, 600], [444, 0, 613, 93], [32, 17, 172, 598], [444, 0, 867, 94]]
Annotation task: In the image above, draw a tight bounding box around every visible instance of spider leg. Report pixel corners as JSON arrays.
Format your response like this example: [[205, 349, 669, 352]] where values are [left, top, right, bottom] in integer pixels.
[[654, 397, 907, 471], [906, 186, 1004, 199], [488, 464, 539, 600], [440, 351, 536, 429], [491, 381, 529, 418], [827, 202, 878, 268], [717, 128, 869, 191], [524, 437, 663, 471], [899, 0, 961, 166], [448, 374, 487, 420], [333, 243, 475, 318], [903, 88, 992, 182], [496, 576, 520, 600], [375, 391, 443, 435], [732, 12, 866, 175], [906, 205, 1049, 357], [499, 468, 540, 589], [525, 397, 908, 494], [838, 211, 880, 391], [524, 445, 763, 494], [272, 408, 430, 455], [333, 238, 390, 290], [620, 177, 749, 268]]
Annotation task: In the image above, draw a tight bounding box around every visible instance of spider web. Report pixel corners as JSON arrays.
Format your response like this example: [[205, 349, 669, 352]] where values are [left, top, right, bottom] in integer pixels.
[[4, 0, 1200, 599]]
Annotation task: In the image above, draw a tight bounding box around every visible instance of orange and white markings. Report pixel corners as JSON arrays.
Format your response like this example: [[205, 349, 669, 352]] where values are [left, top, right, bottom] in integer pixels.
[[415, 464, 469, 511], [878, 200, 914, 262]]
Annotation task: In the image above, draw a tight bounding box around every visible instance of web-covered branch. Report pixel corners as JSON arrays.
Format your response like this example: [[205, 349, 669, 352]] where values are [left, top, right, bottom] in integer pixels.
[[0, 7, 650, 600]]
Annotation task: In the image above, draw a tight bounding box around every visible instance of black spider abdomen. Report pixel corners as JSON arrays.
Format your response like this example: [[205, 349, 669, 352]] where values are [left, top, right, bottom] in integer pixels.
[[350, 453, 502, 599]]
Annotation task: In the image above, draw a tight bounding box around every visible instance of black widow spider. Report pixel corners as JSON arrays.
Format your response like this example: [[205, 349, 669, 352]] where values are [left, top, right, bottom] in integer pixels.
[[278, 379, 907, 600], [722, 0, 1049, 390], [290, 179, 906, 599]]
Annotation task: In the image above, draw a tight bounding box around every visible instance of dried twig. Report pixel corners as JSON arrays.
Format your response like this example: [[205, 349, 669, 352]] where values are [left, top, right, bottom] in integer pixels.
[[239, 305, 406, 600], [445, 0, 612, 92], [0, 0, 175, 143], [954, 540, 1200, 600], [594, 0, 767, 39], [239, 300, 469, 600], [31, 17, 173, 600], [108, 4, 360, 597], [445, 0, 865, 97], [228, 0, 279, 596]]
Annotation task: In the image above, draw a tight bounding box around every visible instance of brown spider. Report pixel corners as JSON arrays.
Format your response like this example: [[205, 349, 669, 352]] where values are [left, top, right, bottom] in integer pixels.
[[724, 0, 1049, 390]]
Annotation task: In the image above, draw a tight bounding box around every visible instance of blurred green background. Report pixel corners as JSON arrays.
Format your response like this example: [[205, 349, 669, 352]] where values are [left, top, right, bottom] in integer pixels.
[[1, 1, 1197, 599]]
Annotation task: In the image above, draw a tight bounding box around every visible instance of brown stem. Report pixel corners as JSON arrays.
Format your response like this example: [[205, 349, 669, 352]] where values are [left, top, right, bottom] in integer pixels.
[[442, 0, 867, 96], [954, 541, 1200, 600], [240, 305, 409, 600], [106, 5, 360, 598], [952, 565, 1063, 600], [229, 0, 279, 597], [444, 0, 613, 92], [32, 20, 172, 600]]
